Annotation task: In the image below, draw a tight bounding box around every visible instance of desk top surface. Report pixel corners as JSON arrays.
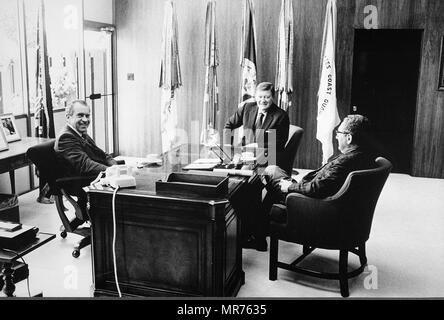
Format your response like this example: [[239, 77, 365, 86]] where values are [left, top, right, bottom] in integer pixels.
[[0, 232, 56, 263], [0, 137, 53, 160], [87, 166, 250, 204]]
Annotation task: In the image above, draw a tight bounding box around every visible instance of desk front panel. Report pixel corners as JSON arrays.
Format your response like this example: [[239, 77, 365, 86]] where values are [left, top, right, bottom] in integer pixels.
[[89, 192, 244, 297]]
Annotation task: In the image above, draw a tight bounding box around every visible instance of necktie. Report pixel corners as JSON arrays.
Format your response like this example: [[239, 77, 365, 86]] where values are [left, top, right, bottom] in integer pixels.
[[255, 112, 264, 130]]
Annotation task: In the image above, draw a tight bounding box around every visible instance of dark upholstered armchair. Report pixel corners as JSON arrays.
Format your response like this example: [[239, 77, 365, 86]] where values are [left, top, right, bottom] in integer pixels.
[[27, 140, 94, 258], [268, 157, 392, 297], [279, 125, 304, 175]]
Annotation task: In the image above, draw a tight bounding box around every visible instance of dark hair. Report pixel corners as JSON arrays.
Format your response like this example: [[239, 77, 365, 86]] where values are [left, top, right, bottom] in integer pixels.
[[256, 82, 275, 97], [342, 114, 371, 146], [66, 100, 89, 116]]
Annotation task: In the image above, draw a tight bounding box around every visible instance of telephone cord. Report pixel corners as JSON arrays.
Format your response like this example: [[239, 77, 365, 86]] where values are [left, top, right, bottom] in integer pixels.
[[112, 185, 122, 297]]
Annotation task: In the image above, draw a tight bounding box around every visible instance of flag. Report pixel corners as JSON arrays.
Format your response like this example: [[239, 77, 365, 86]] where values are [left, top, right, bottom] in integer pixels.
[[159, 0, 182, 153], [237, 0, 257, 144], [316, 0, 340, 164], [200, 0, 219, 146], [34, 0, 55, 138], [275, 0, 294, 112], [240, 0, 257, 104]]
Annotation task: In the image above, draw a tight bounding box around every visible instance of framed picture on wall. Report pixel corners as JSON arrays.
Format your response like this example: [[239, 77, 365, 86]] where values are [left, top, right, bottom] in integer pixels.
[[0, 126, 8, 151], [0, 113, 21, 143], [439, 36, 444, 91]]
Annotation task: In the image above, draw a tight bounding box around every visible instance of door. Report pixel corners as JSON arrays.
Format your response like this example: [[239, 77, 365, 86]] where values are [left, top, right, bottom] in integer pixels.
[[84, 26, 116, 155], [351, 29, 422, 174]]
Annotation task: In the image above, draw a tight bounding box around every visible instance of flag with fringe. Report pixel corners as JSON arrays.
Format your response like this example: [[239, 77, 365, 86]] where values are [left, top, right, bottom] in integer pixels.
[[316, 0, 340, 164], [240, 0, 257, 104], [34, 0, 55, 138], [159, 0, 182, 153], [275, 0, 294, 112], [200, 0, 219, 146]]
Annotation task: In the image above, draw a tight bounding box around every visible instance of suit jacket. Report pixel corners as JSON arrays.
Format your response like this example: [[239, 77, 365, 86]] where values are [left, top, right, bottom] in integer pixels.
[[288, 147, 376, 199], [224, 102, 290, 153], [54, 125, 116, 177]]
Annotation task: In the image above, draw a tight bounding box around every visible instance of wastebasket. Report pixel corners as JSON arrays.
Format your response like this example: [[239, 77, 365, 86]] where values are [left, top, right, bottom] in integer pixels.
[[0, 194, 20, 223]]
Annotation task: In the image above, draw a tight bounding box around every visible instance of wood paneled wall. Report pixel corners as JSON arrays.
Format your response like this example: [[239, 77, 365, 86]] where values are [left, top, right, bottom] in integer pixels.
[[115, 0, 444, 178]]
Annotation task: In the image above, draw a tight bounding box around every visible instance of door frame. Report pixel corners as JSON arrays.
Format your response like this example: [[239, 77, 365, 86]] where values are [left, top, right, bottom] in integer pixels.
[[349, 28, 424, 175], [83, 20, 119, 156]]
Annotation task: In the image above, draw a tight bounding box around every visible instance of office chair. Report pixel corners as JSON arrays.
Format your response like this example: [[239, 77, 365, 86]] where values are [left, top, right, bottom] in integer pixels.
[[279, 125, 304, 175], [27, 140, 95, 258], [268, 157, 392, 297]]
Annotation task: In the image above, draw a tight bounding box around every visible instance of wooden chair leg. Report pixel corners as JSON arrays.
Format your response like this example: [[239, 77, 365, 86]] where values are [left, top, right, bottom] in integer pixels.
[[269, 236, 278, 281], [339, 250, 349, 298]]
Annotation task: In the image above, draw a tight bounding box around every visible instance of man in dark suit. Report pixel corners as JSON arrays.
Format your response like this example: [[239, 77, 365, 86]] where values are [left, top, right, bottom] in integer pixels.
[[55, 100, 116, 177], [54, 100, 117, 217], [262, 114, 376, 222], [224, 82, 290, 251], [224, 82, 290, 167]]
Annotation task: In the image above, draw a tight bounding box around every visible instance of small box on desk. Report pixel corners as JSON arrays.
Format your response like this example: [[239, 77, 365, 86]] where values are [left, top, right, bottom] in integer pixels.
[[156, 173, 229, 198]]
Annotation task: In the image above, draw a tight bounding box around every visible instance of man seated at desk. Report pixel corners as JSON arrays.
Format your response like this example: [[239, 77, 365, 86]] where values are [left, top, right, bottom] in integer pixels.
[[54, 100, 117, 216], [223, 82, 290, 167], [223, 82, 289, 251]]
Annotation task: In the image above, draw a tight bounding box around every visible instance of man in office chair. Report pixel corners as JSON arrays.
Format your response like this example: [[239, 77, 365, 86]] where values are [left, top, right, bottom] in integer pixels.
[[54, 99, 117, 219], [262, 114, 376, 222]]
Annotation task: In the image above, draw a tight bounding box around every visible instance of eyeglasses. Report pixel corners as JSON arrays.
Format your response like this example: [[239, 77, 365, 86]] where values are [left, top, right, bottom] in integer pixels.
[[335, 129, 351, 135]]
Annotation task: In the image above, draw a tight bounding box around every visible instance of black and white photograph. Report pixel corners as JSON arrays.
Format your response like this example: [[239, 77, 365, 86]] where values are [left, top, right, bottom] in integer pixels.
[[0, 113, 20, 142], [0, 0, 444, 309]]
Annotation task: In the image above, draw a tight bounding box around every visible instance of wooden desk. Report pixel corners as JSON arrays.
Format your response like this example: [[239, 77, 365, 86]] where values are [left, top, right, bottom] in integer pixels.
[[0, 232, 56, 297], [86, 153, 261, 297], [0, 137, 53, 194]]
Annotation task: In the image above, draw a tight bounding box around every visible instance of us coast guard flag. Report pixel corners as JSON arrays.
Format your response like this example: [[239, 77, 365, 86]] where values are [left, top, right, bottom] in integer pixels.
[[159, 0, 182, 153], [317, 0, 340, 164]]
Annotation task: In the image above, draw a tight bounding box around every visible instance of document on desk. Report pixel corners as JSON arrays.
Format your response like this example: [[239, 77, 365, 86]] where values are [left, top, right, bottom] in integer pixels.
[[182, 158, 221, 170], [193, 158, 221, 164], [183, 163, 219, 171], [213, 168, 254, 177]]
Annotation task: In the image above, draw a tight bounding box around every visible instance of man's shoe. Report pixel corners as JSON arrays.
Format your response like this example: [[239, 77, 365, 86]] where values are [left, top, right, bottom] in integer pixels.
[[37, 195, 54, 204], [255, 237, 268, 252], [242, 236, 268, 252]]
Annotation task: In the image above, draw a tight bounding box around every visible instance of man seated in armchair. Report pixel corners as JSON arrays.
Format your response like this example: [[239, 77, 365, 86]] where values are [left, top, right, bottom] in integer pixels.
[[262, 114, 376, 223]]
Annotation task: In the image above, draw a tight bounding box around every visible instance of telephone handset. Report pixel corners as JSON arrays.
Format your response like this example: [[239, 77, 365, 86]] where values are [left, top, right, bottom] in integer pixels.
[[92, 165, 137, 189]]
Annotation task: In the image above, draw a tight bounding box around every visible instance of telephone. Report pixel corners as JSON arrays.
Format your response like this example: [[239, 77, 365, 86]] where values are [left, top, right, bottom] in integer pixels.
[[96, 165, 137, 189]]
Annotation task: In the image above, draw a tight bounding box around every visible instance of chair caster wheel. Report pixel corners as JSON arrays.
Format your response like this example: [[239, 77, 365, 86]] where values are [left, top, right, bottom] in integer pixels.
[[60, 231, 67, 238], [72, 250, 80, 258]]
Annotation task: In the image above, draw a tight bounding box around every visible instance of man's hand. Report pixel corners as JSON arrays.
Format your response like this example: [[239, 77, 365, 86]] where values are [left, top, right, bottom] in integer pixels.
[[279, 179, 293, 193]]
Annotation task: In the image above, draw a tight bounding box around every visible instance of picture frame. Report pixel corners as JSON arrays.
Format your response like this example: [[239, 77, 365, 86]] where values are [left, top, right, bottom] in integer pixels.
[[0, 113, 21, 143], [0, 125, 8, 151], [439, 36, 444, 91]]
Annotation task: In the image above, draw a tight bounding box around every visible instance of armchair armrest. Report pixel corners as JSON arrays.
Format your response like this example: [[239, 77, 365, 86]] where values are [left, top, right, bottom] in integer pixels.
[[285, 193, 340, 227], [278, 193, 344, 246]]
